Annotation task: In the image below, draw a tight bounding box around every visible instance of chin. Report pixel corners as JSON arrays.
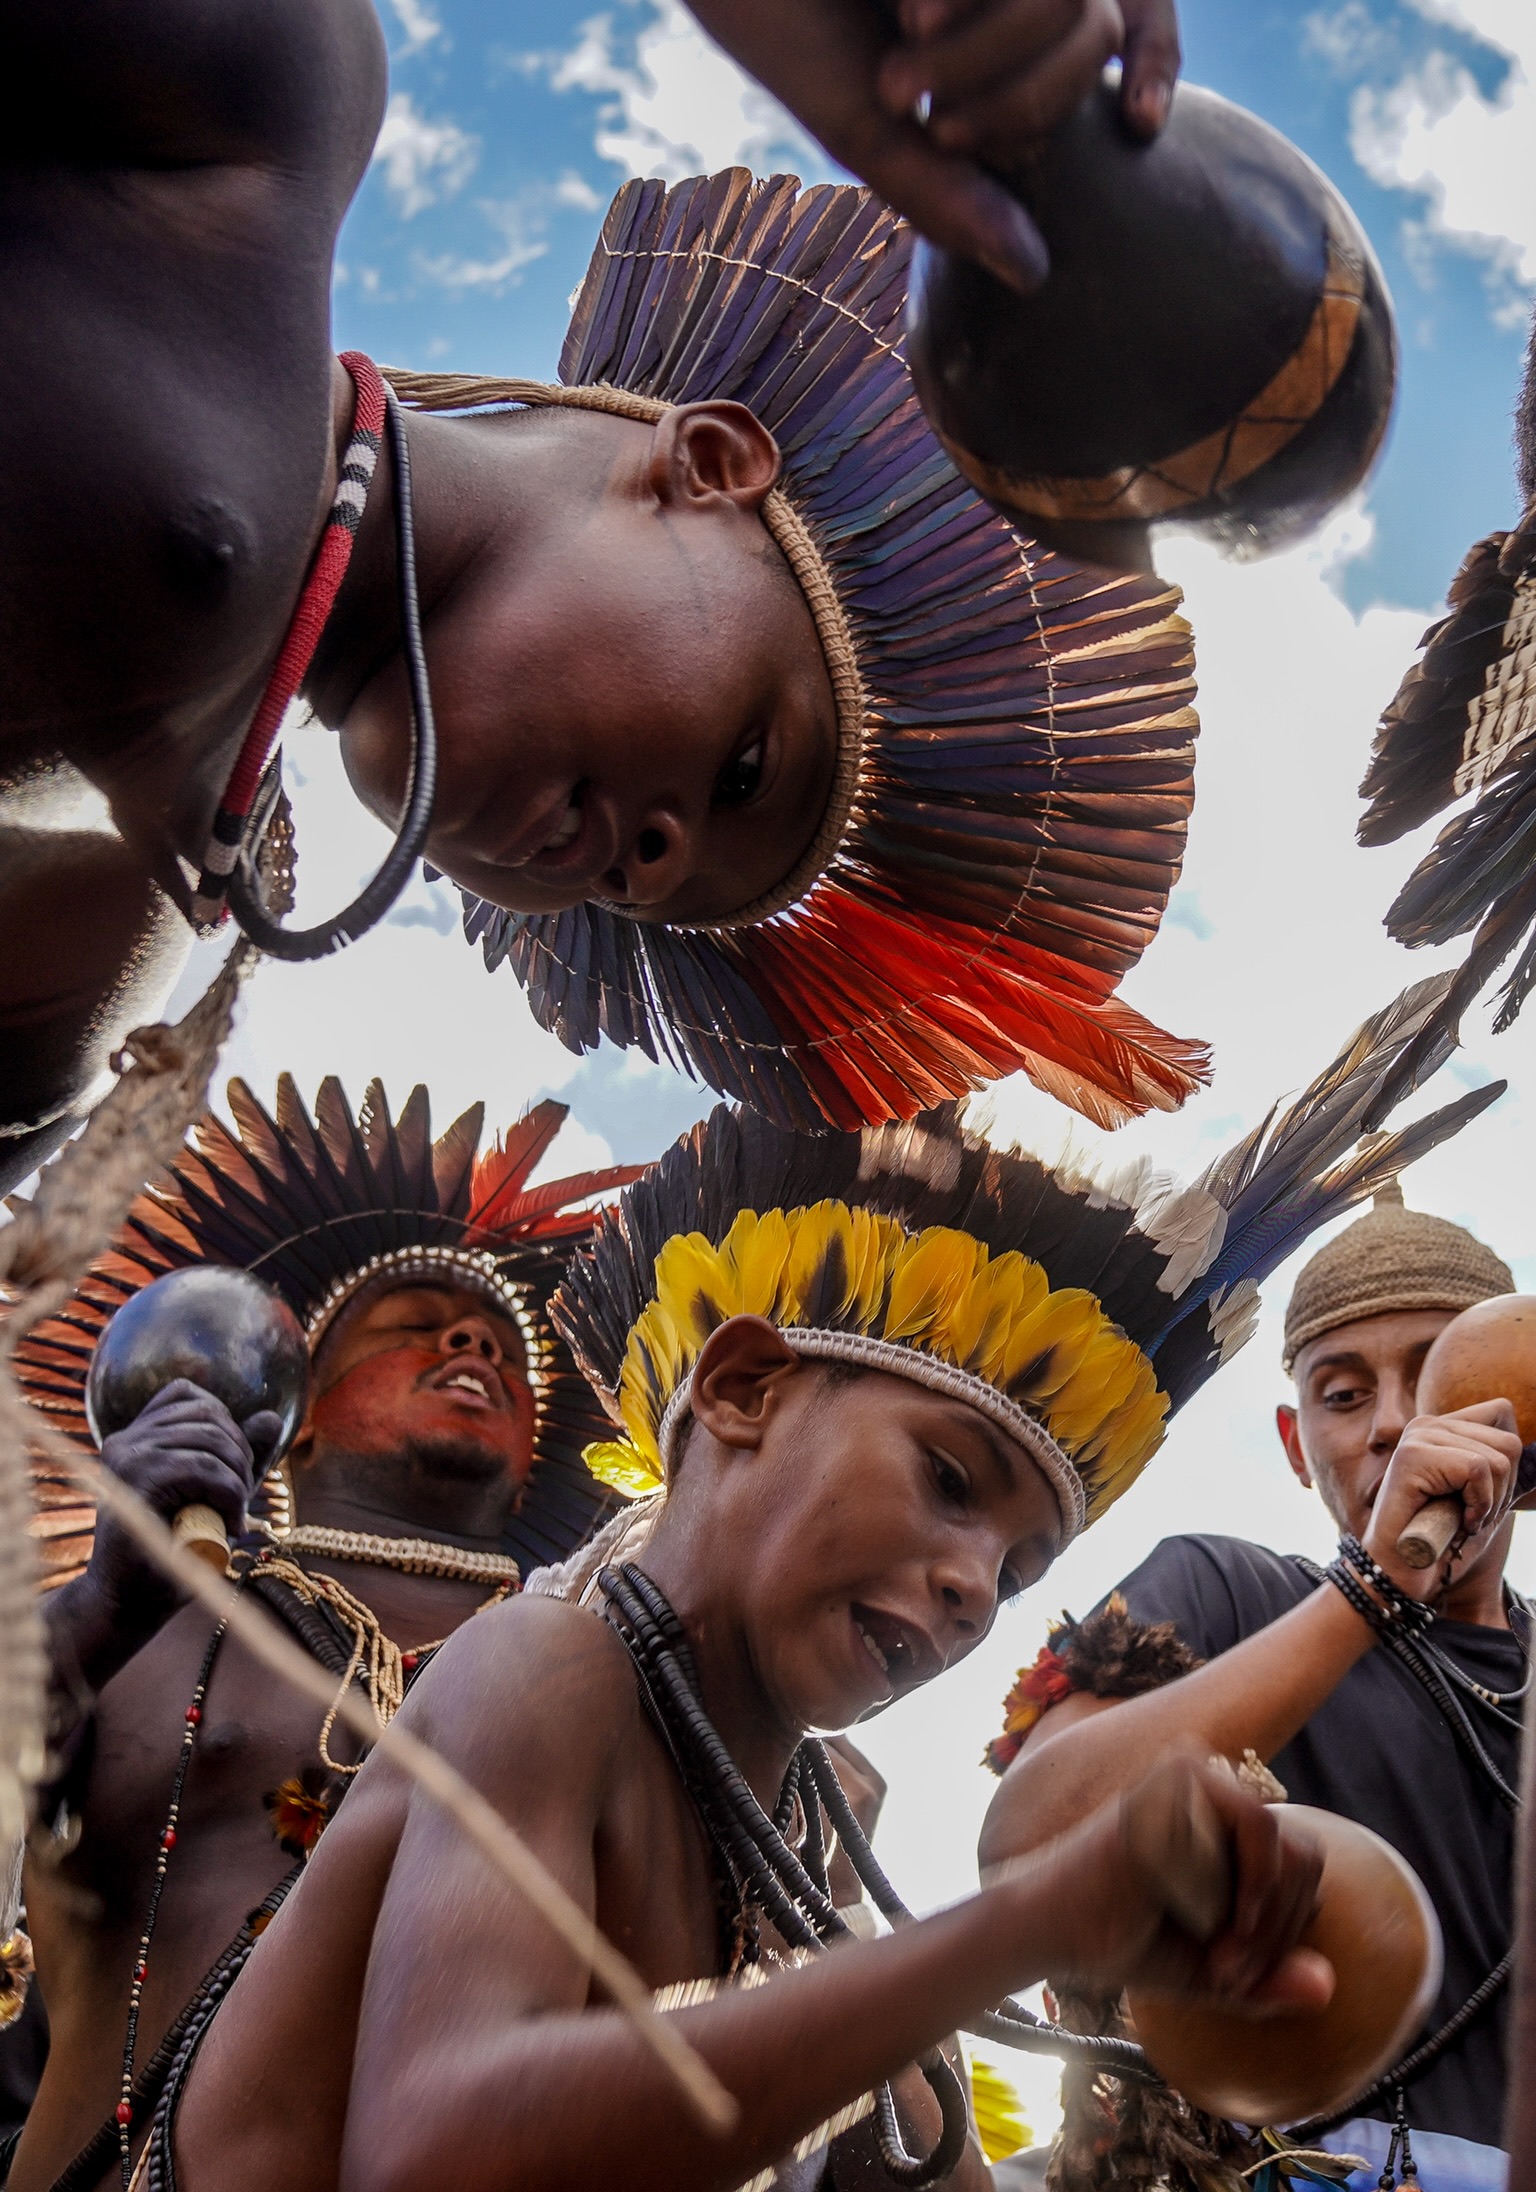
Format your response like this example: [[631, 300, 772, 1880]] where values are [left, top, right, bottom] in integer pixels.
[[404, 1431, 527, 1487]]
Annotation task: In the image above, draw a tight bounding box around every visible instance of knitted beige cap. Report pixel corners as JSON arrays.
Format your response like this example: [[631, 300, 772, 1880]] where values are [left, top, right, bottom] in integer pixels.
[[1283, 1180, 1513, 1372]]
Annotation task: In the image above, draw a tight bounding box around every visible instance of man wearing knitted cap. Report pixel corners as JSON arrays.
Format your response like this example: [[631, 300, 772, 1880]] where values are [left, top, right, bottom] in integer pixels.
[[982, 1181, 1522, 2189]]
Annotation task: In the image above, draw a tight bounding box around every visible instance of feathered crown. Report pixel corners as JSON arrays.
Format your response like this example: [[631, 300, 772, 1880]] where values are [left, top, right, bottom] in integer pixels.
[[16, 1082, 640, 1587], [1354, 307, 1536, 1120], [388, 168, 1205, 1135], [553, 977, 1503, 1543]]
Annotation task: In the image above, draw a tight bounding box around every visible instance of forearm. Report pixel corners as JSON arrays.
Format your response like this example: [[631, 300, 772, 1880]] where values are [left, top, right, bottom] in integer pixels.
[[347, 1868, 1072, 2192], [981, 1582, 1374, 1867]]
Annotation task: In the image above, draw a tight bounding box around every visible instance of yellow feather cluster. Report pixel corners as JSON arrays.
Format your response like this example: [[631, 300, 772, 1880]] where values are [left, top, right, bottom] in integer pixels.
[[584, 1202, 1167, 1521], [966, 2054, 1033, 2164]]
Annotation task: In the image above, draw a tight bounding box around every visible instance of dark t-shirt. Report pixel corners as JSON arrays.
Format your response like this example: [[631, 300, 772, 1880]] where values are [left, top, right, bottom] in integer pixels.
[[1111, 1534, 1521, 2148]]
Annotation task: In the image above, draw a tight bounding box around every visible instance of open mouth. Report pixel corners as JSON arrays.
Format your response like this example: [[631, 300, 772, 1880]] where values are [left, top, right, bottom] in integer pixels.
[[850, 1604, 934, 1694], [536, 793, 583, 856], [422, 1359, 505, 1410], [505, 783, 612, 881]]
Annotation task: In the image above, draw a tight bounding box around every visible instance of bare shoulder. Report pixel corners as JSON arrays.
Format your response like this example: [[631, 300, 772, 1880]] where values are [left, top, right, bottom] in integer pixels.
[[396, 1596, 645, 1806], [2, 0, 386, 181]]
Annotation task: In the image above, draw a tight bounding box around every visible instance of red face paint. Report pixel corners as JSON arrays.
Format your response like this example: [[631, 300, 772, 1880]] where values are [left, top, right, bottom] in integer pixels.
[[303, 1285, 536, 1487]]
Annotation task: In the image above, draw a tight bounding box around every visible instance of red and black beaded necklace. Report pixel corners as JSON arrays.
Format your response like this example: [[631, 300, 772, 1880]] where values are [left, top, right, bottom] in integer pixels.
[[115, 1622, 228, 2186]]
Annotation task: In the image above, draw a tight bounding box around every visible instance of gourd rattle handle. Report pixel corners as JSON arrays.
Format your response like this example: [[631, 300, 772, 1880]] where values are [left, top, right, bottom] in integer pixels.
[[172, 1503, 233, 1571], [1396, 1496, 1462, 1572]]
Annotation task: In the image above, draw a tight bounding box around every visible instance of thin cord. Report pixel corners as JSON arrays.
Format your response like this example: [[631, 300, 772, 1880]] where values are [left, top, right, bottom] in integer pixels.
[[227, 385, 438, 959]]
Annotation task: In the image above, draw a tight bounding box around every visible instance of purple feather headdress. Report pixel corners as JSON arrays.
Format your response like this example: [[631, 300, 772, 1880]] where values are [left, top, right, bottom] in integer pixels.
[[392, 171, 1206, 1133]]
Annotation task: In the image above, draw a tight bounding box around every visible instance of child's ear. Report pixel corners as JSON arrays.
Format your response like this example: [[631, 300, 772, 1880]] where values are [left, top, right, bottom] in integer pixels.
[[690, 1314, 800, 1451], [647, 402, 781, 513]]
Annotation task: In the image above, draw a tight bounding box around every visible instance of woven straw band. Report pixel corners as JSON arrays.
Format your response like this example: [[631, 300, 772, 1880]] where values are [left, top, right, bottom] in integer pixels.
[[1282, 1185, 1512, 1371], [381, 369, 869, 928], [302, 1242, 542, 1383], [656, 1326, 1086, 1541]]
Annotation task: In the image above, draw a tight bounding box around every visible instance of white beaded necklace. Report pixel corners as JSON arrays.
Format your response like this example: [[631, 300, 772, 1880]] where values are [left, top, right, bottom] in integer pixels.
[[278, 1524, 521, 1587]]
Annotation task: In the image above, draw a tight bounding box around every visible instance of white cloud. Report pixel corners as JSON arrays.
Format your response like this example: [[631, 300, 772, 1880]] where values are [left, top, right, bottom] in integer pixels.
[[1340, 1, 1536, 312], [415, 173, 600, 292], [536, 1, 830, 182], [371, 92, 479, 220], [385, 0, 442, 52]]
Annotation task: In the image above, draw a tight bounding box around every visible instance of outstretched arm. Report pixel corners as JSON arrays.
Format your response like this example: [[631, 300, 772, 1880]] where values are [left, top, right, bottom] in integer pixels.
[[683, 0, 1182, 292], [981, 1404, 1519, 1872], [330, 1611, 1324, 2192]]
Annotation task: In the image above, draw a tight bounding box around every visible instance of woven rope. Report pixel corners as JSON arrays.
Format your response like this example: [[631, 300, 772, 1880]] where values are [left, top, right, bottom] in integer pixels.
[[381, 369, 869, 928], [655, 1328, 1087, 1541]]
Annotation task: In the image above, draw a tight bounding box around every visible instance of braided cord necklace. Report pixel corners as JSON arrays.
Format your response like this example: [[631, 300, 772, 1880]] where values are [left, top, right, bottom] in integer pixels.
[[1424, 1586, 1533, 1720], [253, 1551, 512, 1769], [193, 356, 439, 961], [1302, 1551, 1524, 1811], [598, 1564, 1150, 2190]]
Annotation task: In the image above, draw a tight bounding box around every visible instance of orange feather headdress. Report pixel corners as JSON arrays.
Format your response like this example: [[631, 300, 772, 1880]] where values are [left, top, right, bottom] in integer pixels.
[[15, 1082, 639, 1588], [394, 168, 1205, 1135]]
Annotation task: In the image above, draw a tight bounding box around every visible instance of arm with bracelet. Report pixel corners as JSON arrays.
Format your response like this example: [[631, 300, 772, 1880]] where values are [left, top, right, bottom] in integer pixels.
[[982, 1182, 1525, 2184]]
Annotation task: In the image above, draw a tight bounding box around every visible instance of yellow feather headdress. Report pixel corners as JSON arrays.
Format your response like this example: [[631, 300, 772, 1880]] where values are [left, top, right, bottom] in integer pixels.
[[554, 985, 1503, 1542], [585, 1206, 1161, 1536]]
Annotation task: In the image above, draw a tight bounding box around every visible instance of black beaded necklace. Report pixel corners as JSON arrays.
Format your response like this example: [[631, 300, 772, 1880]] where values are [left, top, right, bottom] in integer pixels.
[[597, 1563, 1152, 2188]]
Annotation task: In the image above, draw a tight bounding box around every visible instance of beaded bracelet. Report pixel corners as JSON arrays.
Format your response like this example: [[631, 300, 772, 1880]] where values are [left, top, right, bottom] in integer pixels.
[[1325, 1535, 1435, 1638]]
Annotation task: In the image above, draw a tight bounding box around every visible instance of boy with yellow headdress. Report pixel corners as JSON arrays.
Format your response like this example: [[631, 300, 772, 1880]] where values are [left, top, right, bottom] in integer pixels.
[[141, 977, 1491, 2192]]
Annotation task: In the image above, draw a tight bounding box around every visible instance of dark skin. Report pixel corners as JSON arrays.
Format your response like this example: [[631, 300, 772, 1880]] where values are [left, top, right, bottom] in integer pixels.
[[12, 1280, 537, 2192], [172, 1315, 1327, 2192], [0, 0, 1179, 1180], [980, 1305, 1523, 1872]]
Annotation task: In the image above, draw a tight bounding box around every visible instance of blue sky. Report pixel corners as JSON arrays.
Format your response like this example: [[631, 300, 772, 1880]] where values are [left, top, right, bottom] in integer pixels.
[[332, 0, 1533, 614], [183, 0, 1536, 2136]]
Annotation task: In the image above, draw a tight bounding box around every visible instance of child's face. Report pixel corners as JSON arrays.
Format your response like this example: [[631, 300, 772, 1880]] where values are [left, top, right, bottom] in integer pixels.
[[731, 1362, 1065, 1735], [343, 437, 839, 928]]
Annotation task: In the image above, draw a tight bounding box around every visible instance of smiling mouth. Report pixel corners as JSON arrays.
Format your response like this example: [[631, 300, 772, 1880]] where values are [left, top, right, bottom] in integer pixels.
[[507, 785, 586, 872], [850, 1604, 931, 1691]]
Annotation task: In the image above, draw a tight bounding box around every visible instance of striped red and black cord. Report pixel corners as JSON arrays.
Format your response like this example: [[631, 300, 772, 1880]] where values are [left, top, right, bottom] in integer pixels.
[[191, 350, 386, 932]]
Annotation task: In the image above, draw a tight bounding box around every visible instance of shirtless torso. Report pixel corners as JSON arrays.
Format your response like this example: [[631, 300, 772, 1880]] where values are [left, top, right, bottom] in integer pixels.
[[171, 1594, 970, 2192], [0, 0, 384, 1167], [15, 1559, 495, 2192]]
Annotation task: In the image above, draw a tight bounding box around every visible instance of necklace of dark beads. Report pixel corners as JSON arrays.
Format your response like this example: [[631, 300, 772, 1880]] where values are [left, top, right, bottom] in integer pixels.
[[596, 1563, 1152, 2189]]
